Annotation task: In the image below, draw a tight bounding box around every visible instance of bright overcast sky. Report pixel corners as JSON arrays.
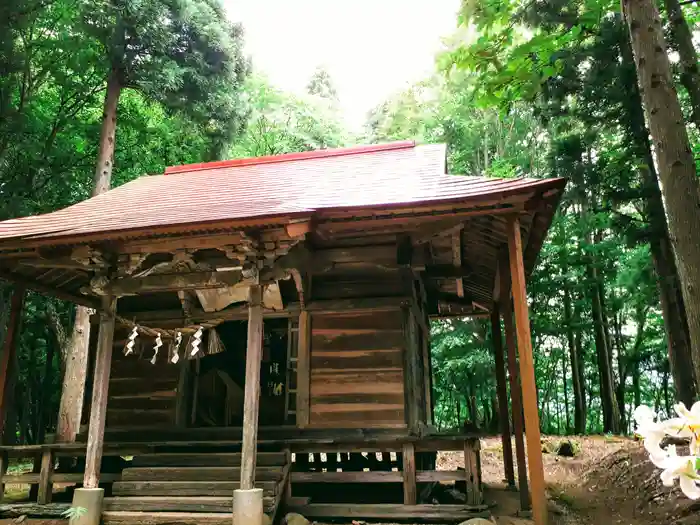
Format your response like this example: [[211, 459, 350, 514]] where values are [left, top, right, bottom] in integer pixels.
[[225, 0, 461, 130]]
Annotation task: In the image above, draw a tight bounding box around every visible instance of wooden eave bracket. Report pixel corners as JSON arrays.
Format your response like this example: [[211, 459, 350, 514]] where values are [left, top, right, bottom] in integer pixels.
[[288, 269, 307, 309], [285, 219, 312, 239]]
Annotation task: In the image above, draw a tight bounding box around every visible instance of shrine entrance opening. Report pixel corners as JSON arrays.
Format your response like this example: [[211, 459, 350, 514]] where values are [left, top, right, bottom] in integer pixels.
[[192, 318, 293, 428]]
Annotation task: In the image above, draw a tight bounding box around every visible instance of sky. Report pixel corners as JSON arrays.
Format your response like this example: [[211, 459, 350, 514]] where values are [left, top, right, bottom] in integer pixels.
[[224, 0, 461, 130]]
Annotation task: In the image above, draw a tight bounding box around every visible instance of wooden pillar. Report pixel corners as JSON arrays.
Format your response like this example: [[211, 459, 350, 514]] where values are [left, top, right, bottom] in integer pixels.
[[83, 295, 117, 489], [507, 217, 547, 525], [0, 451, 8, 503], [296, 310, 310, 428], [240, 284, 264, 490], [37, 449, 54, 504], [501, 284, 530, 510], [0, 286, 25, 440], [490, 305, 515, 487], [464, 439, 482, 505], [402, 443, 416, 505]]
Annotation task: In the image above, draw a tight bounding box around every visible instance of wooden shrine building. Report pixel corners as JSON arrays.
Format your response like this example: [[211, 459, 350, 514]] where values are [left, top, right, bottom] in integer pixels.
[[0, 141, 565, 525]]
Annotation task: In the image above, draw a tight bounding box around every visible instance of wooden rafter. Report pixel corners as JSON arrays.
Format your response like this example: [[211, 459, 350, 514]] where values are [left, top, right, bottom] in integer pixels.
[[413, 221, 465, 245], [0, 269, 98, 308]]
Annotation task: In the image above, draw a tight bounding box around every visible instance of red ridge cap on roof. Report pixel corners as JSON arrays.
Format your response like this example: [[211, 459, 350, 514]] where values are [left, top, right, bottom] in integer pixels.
[[164, 140, 416, 175]]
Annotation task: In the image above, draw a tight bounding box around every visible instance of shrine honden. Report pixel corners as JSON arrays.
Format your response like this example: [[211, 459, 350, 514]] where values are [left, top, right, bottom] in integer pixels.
[[0, 141, 565, 525]]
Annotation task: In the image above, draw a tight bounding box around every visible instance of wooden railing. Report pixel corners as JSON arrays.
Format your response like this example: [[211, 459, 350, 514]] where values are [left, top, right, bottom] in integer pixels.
[[0, 431, 483, 511], [0, 442, 134, 505], [288, 434, 483, 506]]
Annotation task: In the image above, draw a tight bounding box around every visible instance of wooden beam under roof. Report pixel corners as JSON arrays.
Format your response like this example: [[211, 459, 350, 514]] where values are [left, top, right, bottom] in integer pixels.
[[317, 203, 526, 239], [106, 269, 245, 296], [430, 292, 475, 307], [424, 264, 472, 279], [0, 269, 98, 308], [413, 220, 465, 245]]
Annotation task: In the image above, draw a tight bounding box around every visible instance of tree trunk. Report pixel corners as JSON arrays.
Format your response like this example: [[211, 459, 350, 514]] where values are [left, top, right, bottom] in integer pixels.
[[565, 287, 586, 432], [562, 349, 570, 433], [37, 332, 55, 445], [56, 68, 122, 443], [618, 24, 698, 406], [574, 322, 587, 431], [613, 312, 627, 432], [663, 0, 700, 129], [662, 364, 671, 417], [632, 358, 641, 408], [587, 258, 621, 433], [622, 0, 700, 387], [56, 307, 91, 443], [26, 339, 37, 444]]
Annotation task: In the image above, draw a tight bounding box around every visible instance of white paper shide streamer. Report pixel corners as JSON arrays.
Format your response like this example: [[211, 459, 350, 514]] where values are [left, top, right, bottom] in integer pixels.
[[190, 327, 203, 357], [151, 333, 162, 365], [171, 332, 182, 364], [124, 326, 138, 356]]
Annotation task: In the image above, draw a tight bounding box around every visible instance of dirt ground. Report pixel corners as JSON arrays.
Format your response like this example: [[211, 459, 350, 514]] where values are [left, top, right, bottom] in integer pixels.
[[439, 435, 700, 525]]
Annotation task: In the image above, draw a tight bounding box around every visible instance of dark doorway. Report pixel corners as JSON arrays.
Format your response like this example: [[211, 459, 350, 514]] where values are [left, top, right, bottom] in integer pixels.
[[191, 318, 289, 427]]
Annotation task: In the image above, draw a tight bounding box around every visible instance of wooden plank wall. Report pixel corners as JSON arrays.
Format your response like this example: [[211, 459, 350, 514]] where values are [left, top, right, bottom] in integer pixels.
[[106, 327, 179, 428], [403, 306, 428, 432], [412, 277, 433, 425], [309, 310, 406, 428]]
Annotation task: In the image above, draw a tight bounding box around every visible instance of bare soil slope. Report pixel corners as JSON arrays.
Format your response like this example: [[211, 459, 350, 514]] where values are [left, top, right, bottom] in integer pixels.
[[442, 435, 700, 525]]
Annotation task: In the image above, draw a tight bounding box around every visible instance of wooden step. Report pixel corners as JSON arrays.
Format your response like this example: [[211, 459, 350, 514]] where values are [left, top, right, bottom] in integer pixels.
[[103, 496, 275, 513], [112, 480, 278, 497], [102, 511, 232, 525], [131, 452, 286, 468], [121, 466, 283, 482]]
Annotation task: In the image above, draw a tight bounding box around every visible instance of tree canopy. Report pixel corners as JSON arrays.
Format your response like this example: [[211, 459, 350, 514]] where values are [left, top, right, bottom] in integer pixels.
[[364, 0, 700, 434]]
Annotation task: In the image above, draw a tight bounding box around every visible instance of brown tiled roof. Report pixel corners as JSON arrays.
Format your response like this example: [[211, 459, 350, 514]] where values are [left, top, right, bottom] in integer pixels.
[[0, 141, 564, 246]]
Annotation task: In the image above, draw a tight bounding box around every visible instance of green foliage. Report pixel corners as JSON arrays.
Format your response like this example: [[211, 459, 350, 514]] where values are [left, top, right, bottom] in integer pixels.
[[0, 0, 357, 445], [0, 0, 242, 220], [369, 0, 700, 435], [62, 506, 87, 521], [364, 72, 547, 177], [431, 318, 496, 431], [230, 74, 349, 158], [82, 0, 249, 157], [306, 66, 338, 100], [0, 0, 254, 444], [1, 0, 699, 444]]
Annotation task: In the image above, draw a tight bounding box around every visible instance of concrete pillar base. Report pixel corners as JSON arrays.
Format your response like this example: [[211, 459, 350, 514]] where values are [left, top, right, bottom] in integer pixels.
[[233, 488, 264, 525], [70, 487, 104, 525]]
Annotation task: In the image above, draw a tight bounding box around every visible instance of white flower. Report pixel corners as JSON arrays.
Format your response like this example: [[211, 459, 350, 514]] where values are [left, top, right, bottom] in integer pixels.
[[669, 402, 700, 455], [633, 405, 668, 464], [655, 445, 700, 500]]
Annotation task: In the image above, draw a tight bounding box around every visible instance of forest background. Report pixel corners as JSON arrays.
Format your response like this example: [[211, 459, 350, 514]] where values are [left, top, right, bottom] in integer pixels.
[[1, 0, 699, 444]]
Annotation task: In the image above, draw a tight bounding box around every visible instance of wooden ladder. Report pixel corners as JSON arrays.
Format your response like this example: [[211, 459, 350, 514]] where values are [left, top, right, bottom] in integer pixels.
[[283, 317, 299, 424]]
